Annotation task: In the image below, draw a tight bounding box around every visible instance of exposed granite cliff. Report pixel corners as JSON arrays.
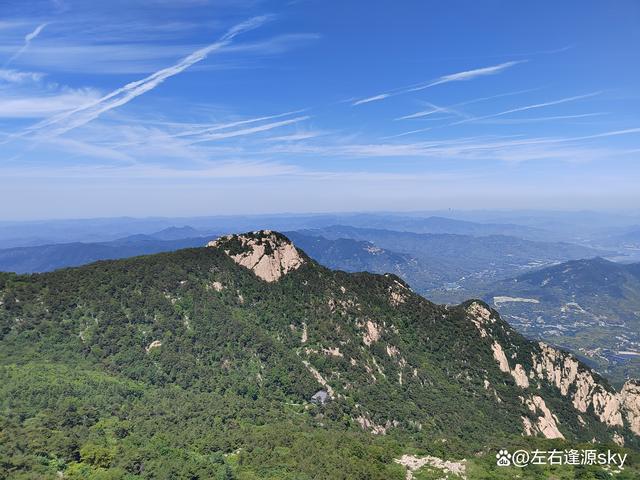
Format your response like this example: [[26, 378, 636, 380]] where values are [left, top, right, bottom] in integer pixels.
[[207, 230, 305, 282], [465, 301, 640, 444]]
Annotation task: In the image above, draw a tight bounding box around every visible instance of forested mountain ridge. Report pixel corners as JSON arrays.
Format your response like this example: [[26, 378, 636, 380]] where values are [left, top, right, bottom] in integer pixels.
[[1, 231, 639, 479]]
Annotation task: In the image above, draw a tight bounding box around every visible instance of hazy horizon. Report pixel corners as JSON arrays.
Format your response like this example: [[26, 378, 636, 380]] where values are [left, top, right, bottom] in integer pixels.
[[1, 0, 639, 219], [2, 207, 640, 224]]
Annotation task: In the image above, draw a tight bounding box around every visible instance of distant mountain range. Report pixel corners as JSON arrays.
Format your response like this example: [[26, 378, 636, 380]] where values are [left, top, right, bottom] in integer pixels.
[[601, 226, 640, 248], [484, 257, 640, 384], [0, 226, 607, 301], [0, 228, 215, 273], [0, 213, 555, 249], [296, 226, 609, 302], [288, 214, 554, 240], [284, 232, 446, 295]]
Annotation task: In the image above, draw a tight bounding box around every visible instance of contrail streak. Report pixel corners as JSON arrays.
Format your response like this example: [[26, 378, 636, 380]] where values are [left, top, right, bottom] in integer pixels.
[[4, 23, 48, 66], [23, 16, 272, 139]]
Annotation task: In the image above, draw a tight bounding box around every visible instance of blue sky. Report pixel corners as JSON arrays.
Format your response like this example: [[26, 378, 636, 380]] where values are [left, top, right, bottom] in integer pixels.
[[1, 0, 639, 219]]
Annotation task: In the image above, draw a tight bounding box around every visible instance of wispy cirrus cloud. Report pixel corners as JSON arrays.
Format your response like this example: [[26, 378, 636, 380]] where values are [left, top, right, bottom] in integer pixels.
[[390, 92, 603, 138], [262, 126, 640, 165], [352, 94, 390, 105], [0, 158, 302, 180], [0, 87, 101, 118], [448, 91, 602, 126], [105, 110, 311, 150], [352, 61, 525, 106], [171, 109, 306, 138], [18, 15, 272, 139], [0, 68, 45, 83], [395, 101, 469, 121], [0, 21, 31, 31], [570, 127, 640, 141], [265, 131, 326, 142], [414, 61, 525, 90], [187, 115, 311, 144], [3, 23, 48, 66], [0, 33, 320, 75], [480, 112, 608, 125], [395, 87, 538, 121]]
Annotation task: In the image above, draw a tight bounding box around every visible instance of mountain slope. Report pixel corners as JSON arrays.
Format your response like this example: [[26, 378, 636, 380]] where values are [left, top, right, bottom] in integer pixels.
[[485, 258, 640, 384], [1, 231, 638, 479]]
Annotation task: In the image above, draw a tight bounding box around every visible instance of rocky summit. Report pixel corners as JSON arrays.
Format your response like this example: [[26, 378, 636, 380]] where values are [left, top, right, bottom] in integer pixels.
[[1, 231, 639, 479], [207, 230, 305, 282]]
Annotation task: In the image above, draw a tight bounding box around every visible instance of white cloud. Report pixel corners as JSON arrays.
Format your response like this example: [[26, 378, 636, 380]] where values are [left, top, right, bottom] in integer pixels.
[[172, 109, 306, 138], [395, 105, 444, 121], [479, 112, 608, 124], [266, 131, 325, 142], [262, 127, 640, 165], [389, 92, 605, 138], [0, 43, 195, 75], [352, 94, 390, 106], [0, 33, 319, 75], [352, 61, 524, 106], [395, 88, 538, 122], [0, 88, 101, 118], [413, 61, 525, 90], [395, 101, 468, 121], [0, 68, 45, 83], [0, 159, 302, 180], [0, 21, 31, 31], [4, 23, 48, 66], [188, 116, 311, 144], [383, 127, 433, 139], [20, 16, 272, 138], [572, 127, 640, 141], [42, 136, 134, 162], [449, 92, 602, 126]]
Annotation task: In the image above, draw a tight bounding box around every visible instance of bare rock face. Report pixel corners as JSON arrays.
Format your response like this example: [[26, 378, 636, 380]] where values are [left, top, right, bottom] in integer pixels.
[[522, 395, 564, 439], [621, 380, 640, 435], [145, 340, 162, 353], [470, 302, 529, 389], [529, 343, 640, 439], [207, 230, 305, 282], [532, 343, 625, 428], [395, 454, 467, 480], [387, 278, 410, 306], [466, 302, 640, 439], [466, 301, 494, 338]]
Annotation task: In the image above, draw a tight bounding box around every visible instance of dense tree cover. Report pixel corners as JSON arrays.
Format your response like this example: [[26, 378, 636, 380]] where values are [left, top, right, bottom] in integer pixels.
[[0, 241, 638, 478]]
